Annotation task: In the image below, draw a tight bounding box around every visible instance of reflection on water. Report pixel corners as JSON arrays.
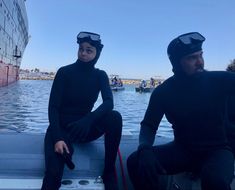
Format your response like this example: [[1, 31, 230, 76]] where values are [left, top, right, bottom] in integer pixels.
[[0, 80, 173, 137], [0, 80, 51, 133]]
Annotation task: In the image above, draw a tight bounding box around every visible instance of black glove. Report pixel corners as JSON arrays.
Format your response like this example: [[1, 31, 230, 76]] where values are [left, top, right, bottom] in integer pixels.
[[137, 144, 166, 188], [67, 114, 93, 142], [62, 149, 75, 170]]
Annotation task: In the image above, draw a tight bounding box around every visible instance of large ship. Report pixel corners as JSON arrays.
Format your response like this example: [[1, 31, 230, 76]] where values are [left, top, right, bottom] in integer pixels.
[[0, 0, 28, 87]]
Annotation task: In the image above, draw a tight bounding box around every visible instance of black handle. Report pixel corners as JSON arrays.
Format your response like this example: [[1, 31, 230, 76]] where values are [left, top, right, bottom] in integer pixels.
[[62, 150, 75, 170]]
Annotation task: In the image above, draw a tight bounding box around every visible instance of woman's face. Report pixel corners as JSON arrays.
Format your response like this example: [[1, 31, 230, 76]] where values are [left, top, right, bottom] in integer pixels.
[[78, 42, 97, 62]]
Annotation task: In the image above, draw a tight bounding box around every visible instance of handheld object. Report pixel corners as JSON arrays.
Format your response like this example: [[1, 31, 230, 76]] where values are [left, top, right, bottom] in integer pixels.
[[62, 149, 75, 170]]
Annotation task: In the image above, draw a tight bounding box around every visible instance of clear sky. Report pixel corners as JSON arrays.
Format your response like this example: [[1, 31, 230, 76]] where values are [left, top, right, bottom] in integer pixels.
[[21, 0, 235, 79]]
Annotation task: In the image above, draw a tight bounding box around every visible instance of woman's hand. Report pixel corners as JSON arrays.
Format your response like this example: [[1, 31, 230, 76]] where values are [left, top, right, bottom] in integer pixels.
[[54, 140, 69, 154]]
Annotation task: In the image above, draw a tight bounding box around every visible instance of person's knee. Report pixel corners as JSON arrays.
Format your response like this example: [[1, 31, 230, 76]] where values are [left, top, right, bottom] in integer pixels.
[[127, 151, 139, 174], [106, 110, 122, 132], [110, 110, 122, 124]]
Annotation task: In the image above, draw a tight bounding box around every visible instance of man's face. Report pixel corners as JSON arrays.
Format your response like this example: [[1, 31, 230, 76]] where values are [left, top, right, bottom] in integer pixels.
[[180, 50, 204, 75], [78, 42, 97, 62]]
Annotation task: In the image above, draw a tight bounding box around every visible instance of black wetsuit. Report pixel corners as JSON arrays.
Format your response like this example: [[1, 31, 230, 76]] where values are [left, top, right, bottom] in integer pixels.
[[227, 95, 235, 155], [41, 60, 122, 190], [128, 71, 235, 190]]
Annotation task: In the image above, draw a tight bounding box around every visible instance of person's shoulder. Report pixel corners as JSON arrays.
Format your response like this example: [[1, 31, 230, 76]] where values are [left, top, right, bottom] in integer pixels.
[[58, 62, 77, 72], [151, 76, 173, 95], [95, 68, 108, 77], [157, 76, 174, 89], [203, 70, 235, 79], [61, 62, 77, 71], [205, 70, 227, 75], [55, 62, 77, 77]]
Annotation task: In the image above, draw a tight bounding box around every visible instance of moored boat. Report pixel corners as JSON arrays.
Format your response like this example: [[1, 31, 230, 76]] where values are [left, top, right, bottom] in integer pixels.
[[135, 86, 154, 93], [0, 0, 29, 87], [110, 85, 125, 91], [110, 75, 125, 91], [135, 78, 156, 93]]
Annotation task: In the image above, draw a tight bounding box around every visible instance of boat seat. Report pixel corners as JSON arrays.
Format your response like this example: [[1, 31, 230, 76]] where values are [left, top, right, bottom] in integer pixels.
[[0, 132, 106, 190], [0, 132, 106, 178]]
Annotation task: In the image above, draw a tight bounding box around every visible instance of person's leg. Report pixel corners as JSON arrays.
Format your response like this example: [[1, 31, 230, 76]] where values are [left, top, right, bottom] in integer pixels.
[[95, 110, 122, 190], [77, 110, 122, 173], [200, 148, 234, 190], [73, 110, 122, 190], [127, 151, 142, 190], [98, 110, 122, 174], [41, 130, 73, 190], [127, 141, 192, 190]]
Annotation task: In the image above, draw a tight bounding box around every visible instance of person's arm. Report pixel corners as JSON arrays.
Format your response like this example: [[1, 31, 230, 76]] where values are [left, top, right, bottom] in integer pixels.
[[139, 88, 164, 147], [90, 70, 113, 121], [223, 71, 235, 95], [228, 96, 235, 124], [138, 88, 167, 175], [48, 68, 66, 143]]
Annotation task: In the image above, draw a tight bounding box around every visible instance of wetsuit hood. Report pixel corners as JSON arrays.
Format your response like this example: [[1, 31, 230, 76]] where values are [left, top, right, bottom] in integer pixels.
[[167, 32, 205, 76], [77, 37, 103, 69]]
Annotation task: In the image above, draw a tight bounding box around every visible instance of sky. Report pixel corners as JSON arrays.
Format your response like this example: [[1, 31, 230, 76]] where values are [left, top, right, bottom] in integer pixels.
[[21, 0, 235, 79]]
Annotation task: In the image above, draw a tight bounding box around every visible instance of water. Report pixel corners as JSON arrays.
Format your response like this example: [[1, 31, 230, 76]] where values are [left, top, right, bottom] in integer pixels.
[[0, 80, 173, 137]]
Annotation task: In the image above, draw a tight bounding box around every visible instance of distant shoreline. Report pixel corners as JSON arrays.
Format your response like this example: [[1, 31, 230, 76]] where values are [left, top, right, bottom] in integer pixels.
[[19, 77, 142, 85], [19, 69, 164, 84]]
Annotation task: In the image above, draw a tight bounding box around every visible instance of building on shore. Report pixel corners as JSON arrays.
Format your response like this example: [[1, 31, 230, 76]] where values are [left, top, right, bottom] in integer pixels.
[[19, 69, 165, 84], [19, 69, 55, 80]]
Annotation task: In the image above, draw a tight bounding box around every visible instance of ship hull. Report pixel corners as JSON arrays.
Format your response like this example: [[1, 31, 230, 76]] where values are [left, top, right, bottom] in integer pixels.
[[0, 62, 19, 86], [0, 0, 28, 87]]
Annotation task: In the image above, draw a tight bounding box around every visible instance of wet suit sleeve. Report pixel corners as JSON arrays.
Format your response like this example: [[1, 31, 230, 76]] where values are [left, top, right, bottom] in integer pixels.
[[139, 88, 164, 147], [90, 70, 113, 121], [223, 71, 235, 124], [223, 71, 235, 95], [48, 68, 66, 143]]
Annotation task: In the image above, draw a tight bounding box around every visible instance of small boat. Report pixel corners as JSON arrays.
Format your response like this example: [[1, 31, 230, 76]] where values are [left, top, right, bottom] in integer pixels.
[[0, 131, 235, 190], [136, 79, 156, 93], [110, 75, 124, 91], [111, 85, 125, 91], [135, 86, 155, 93]]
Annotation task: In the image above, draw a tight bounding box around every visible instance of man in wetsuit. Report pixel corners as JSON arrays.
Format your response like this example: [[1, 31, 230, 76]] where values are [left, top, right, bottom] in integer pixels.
[[127, 32, 235, 190], [41, 32, 122, 190]]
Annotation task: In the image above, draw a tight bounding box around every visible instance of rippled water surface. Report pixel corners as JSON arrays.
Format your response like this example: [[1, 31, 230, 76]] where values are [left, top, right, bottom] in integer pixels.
[[0, 80, 173, 137]]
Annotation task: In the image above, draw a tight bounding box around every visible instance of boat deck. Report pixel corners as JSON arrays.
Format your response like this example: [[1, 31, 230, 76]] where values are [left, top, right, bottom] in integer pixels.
[[0, 132, 234, 190]]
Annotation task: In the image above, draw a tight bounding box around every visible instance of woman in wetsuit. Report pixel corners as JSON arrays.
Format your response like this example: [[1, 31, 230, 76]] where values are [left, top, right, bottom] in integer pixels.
[[41, 31, 122, 190]]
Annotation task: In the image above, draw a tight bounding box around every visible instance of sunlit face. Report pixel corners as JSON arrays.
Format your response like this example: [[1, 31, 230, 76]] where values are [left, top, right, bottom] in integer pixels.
[[78, 42, 97, 62], [180, 50, 204, 75]]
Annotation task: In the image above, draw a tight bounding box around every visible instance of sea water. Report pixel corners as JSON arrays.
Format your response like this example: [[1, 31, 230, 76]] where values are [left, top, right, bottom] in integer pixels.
[[0, 80, 173, 138]]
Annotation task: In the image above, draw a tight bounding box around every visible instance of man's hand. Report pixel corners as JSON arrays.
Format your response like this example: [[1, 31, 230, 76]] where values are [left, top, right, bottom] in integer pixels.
[[54, 140, 69, 154]]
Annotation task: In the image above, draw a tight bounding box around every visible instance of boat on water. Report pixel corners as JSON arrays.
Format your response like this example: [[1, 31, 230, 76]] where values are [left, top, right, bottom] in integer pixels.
[[135, 79, 156, 93], [135, 86, 154, 93], [110, 75, 125, 91], [1, 131, 235, 190], [0, 0, 29, 87], [110, 85, 125, 91]]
